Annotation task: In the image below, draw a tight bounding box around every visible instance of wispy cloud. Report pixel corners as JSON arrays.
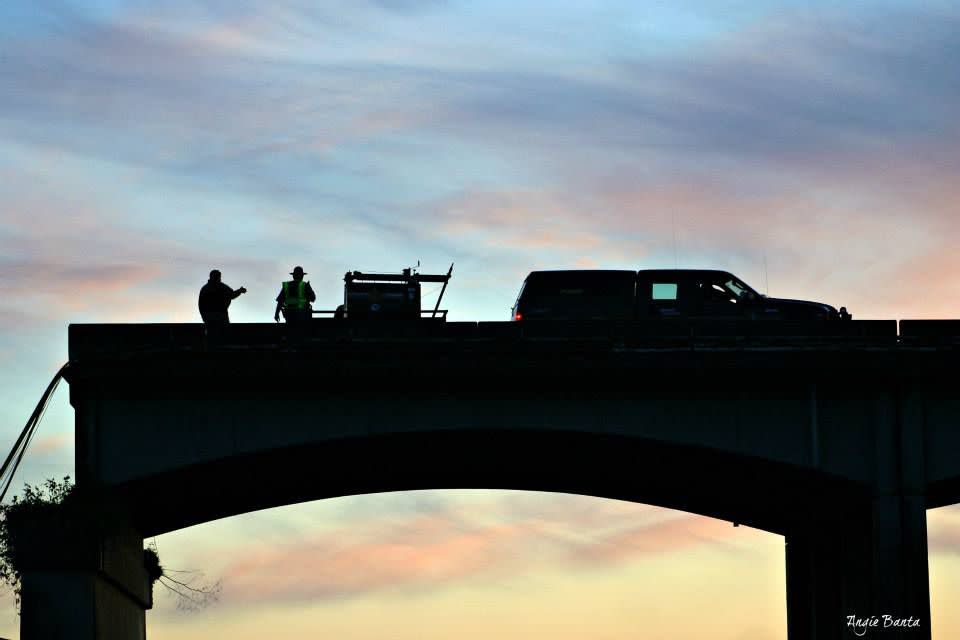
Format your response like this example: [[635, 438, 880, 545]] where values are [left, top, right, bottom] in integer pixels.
[[209, 494, 759, 607], [3, 3, 956, 328]]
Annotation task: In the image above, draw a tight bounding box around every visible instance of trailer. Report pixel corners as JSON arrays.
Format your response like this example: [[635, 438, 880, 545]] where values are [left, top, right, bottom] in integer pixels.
[[314, 264, 454, 320]]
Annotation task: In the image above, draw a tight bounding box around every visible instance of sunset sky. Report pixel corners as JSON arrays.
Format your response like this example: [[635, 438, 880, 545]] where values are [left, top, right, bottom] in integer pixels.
[[2, 1, 960, 638]]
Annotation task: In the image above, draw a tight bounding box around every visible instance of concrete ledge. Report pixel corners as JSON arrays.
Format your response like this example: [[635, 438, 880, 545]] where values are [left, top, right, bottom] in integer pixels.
[[67, 319, 923, 362]]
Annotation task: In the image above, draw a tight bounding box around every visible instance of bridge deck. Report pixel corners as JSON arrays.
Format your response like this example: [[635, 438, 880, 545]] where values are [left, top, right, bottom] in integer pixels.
[[67, 319, 960, 361], [61, 320, 960, 533]]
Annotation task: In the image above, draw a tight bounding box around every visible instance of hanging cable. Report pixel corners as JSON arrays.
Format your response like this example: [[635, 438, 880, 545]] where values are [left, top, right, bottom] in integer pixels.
[[0, 363, 69, 503]]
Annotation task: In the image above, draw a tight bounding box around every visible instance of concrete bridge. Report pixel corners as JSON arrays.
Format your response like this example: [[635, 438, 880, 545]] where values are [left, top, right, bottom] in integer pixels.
[[21, 320, 960, 639]]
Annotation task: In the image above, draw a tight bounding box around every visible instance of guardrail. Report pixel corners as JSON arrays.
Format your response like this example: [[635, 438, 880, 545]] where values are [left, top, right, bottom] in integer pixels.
[[66, 320, 960, 361], [899, 320, 960, 346], [310, 309, 450, 319]]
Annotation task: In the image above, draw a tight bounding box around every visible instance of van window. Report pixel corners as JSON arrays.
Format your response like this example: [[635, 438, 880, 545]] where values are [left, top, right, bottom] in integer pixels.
[[651, 283, 678, 300]]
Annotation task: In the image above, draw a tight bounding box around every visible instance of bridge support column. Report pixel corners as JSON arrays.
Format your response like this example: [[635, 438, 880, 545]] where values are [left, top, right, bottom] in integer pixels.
[[786, 388, 931, 639], [18, 522, 151, 640], [786, 497, 930, 639], [786, 512, 866, 640]]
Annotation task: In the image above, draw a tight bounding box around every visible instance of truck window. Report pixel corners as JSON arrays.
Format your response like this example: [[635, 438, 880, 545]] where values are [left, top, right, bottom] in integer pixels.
[[725, 278, 748, 299], [651, 283, 678, 300]]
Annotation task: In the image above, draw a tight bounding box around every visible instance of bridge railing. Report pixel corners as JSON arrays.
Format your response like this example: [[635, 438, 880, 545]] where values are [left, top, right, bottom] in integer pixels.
[[899, 320, 960, 347], [65, 319, 960, 361]]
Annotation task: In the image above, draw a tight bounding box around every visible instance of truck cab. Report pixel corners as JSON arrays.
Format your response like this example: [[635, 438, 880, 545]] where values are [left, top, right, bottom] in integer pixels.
[[638, 269, 841, 321], [637, 269, 763, 320]]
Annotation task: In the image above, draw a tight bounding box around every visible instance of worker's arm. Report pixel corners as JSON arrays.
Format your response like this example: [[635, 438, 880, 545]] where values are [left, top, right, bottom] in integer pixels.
[[274, 290, 283, 322], [306, 282, 317, 303], [230, 286, 247, 299]]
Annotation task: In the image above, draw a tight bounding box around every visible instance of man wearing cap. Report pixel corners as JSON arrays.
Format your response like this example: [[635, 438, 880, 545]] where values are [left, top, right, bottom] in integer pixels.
[[275, 266, 316, 323], [198, 269, 247, 325]]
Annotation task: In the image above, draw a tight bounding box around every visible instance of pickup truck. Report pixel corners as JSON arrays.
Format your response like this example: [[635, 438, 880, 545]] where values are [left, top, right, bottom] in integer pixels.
[[511, 269, 847, 321]]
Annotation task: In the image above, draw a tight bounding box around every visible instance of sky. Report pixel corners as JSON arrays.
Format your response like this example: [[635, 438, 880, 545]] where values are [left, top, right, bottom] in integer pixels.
[[2, 0, 960, 637]]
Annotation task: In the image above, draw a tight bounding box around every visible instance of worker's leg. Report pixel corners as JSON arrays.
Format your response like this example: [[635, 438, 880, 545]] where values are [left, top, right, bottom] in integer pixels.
[[282, 310, 309, 345], [201, 312, 228, 346]]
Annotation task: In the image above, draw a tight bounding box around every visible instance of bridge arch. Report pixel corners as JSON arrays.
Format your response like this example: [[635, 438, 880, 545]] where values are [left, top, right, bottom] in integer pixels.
[[113, 427, 859, 538], [146, 485, 793, 640]]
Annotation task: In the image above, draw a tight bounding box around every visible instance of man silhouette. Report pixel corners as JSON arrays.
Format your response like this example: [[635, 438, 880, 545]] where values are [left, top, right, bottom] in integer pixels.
[[198, 269, 247, 324], [274, 265, 316, 323]]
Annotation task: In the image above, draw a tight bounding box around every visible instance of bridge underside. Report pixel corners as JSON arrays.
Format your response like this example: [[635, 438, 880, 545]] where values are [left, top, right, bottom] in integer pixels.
[[99, 428, 922, 640], [111, 429, 862, 538]]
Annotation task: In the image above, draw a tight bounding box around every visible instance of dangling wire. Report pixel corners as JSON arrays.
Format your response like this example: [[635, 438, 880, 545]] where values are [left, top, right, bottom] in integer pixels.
[[0, 363, 69, 503]]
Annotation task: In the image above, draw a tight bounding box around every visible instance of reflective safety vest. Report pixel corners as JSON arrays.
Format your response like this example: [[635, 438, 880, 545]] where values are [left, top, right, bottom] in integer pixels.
[[283, 280, 308, 311]]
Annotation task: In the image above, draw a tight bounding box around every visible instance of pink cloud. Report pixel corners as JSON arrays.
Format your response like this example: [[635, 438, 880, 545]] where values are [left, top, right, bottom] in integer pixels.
[[428, 189, 641, 263], [566, 516, 742, 565], [928, 517, 960, 556], [423, 164, 960, 319], [211, 499, 751, 608], [0, 164, 279, 323], [219, 511, 551, 604], [0, 262, 163, 298], [32, 434, 70, 456]]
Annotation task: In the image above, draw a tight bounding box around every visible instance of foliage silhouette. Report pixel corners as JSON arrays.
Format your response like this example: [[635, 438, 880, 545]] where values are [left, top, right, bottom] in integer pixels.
[[0, 476, 73, 610], [0, 477, 220, 613], [145, 540, 222, 611]]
